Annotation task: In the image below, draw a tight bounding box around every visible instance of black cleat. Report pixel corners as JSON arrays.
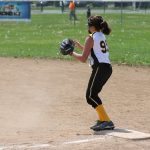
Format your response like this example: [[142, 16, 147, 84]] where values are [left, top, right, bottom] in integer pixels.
[[90, 120, 102, 130], [92, 121, 115, 131]]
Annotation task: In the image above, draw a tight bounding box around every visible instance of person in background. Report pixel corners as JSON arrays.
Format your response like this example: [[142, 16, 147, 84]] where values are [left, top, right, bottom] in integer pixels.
[[60, 1, 64, 14], [40, 1, 43, 12], [69, 0, 77, 21], [87, 5, 91, 19]]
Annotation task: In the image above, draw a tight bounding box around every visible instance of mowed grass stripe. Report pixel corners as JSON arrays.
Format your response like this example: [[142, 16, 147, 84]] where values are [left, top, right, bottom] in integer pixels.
[[0, 13, 150, 65]]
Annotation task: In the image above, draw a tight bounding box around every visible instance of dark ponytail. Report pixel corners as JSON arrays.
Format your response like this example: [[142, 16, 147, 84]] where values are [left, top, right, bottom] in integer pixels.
[[88, 15, 111, 35], [101, 21, 111, 35]]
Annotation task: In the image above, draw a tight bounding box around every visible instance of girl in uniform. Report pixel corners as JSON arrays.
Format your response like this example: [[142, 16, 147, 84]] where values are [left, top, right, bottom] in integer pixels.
[[70, 15, 114, 131]]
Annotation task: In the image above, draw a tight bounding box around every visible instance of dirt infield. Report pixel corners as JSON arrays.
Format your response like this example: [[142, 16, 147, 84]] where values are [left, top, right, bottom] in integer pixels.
[[0, 57, 150, 150]]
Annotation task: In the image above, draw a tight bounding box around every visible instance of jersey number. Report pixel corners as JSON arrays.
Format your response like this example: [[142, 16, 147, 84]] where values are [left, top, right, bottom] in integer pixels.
[[100, 41, 108, 53]]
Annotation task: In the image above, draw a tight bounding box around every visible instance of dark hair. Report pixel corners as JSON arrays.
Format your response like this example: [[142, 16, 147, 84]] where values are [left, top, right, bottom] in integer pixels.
[[88, 15, 111, 35]]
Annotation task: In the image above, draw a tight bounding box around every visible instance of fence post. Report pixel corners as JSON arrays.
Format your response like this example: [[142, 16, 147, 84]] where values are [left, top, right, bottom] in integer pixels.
[[121, 0, 123, 26]]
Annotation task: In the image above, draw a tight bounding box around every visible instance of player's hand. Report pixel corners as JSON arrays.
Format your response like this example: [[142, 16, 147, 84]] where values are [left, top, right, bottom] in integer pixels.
[[73, 40, 84, 51], [73, 40, 79, 47]]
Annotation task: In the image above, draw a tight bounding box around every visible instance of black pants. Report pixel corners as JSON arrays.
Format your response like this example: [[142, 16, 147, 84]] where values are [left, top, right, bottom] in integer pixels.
[[86, 63, 112, 108]]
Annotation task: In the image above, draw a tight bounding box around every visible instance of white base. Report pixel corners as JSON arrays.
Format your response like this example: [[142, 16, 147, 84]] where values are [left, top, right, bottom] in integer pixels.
[[94, 128, 150, 140]]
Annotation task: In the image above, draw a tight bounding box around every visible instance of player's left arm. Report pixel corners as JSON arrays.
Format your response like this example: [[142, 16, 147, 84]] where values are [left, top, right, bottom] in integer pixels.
[[71, 36, 93, 63]]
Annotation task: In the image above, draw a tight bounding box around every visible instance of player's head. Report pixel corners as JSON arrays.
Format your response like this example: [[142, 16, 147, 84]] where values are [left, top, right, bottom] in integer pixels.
[[88, 15, 111, 35]]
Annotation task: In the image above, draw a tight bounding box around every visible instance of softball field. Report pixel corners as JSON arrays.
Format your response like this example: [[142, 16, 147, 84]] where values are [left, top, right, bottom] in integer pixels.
[[0, 57, 150, 150]]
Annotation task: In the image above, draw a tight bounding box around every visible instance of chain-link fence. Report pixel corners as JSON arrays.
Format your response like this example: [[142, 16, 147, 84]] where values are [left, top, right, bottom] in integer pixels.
[[31, 1, 150, 14]]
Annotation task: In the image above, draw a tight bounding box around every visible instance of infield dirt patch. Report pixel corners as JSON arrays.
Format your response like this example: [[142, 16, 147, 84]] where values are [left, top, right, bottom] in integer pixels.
[[0, 58, 150, 150]]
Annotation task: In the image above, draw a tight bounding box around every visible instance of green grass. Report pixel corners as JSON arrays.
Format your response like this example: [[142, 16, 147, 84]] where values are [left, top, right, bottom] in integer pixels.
[[0, 13, 150, 65]]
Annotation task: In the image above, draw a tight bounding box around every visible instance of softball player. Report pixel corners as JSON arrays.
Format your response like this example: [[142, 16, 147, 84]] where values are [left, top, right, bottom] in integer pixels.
[[71, 15, 114, 131]]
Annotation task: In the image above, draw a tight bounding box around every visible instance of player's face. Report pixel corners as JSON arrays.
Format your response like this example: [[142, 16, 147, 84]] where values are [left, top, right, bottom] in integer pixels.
[[88, 26, 95, 34], [88, 25, 92, 34], [88, 29, 91, 34]]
